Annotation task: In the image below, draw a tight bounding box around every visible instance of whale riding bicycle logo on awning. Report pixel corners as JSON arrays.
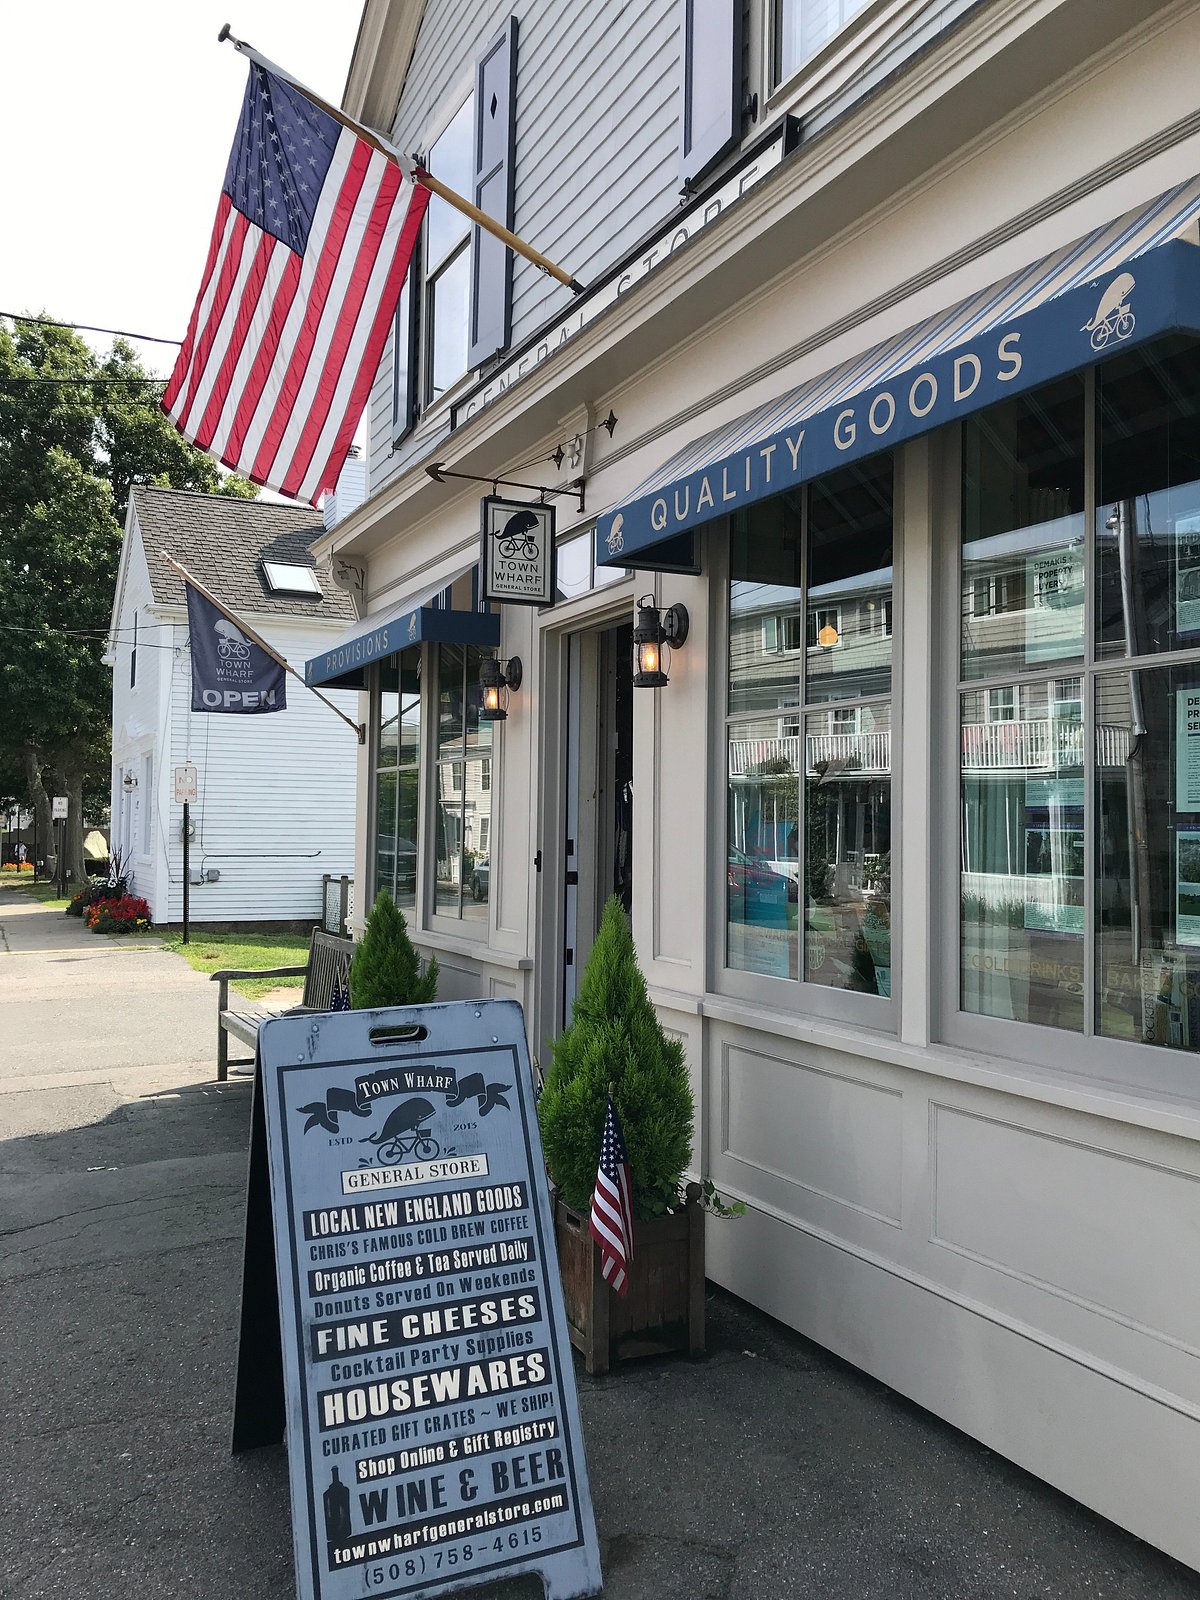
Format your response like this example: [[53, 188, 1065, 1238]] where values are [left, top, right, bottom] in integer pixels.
[[1082, 272, 1136, 351]]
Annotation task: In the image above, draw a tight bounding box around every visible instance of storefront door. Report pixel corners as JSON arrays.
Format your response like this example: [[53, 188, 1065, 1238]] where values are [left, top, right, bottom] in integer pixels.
[[561, 622, 633, 1027]]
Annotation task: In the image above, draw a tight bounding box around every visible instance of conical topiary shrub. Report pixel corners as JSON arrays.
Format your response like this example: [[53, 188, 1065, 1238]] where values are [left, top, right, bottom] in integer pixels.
[[538, 895, 693, 1219], [350, 888, 438, 1009]]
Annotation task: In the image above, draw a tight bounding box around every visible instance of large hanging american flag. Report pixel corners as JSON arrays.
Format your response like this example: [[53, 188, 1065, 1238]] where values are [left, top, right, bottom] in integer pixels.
[[163, 60, 428, 504], [588, 1097, 635, 1296]]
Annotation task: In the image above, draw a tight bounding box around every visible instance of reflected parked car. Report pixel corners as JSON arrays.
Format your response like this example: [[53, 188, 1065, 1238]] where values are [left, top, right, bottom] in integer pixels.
[[469, 856, 490, 901], [727, 847, 795, 904]]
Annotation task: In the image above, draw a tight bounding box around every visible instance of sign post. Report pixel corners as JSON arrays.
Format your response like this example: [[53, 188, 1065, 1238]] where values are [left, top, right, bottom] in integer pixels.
[[51, 796, 68, 897], [175, 766, 197, 945], [237, 1000, 602, 1600]]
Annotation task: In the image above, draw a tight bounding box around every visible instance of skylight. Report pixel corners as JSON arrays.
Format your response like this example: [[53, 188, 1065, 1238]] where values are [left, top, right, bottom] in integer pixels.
[[262, 561, 322, 596]]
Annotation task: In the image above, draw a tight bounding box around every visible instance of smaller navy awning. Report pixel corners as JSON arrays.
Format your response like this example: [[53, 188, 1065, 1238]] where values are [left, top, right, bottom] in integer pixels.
[[596, 175, 1200, 569], [305, 579, 500, 688]]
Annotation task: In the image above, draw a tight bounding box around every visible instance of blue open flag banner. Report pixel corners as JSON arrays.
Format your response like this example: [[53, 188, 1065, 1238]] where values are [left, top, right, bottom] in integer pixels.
[[186, 582, 287, 714]]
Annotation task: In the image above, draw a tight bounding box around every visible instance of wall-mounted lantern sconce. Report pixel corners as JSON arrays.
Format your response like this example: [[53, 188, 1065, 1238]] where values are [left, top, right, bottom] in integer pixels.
[[479, 654, 523, 722], [632, 595, 689, 688], [121, 772, 138, 792]]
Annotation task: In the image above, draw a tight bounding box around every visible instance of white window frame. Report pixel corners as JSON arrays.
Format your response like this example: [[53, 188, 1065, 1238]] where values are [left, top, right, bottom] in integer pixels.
[[426, 644, 493, 937], [937, 379, 1200, 1105], [764, 0, 892, 107], [421, 93, 475, 411], [711, 457, 900, 1031]]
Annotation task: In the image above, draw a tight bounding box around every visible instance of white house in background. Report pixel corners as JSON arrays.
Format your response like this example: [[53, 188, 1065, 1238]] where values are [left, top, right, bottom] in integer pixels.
[[107, 485, 361, 925]]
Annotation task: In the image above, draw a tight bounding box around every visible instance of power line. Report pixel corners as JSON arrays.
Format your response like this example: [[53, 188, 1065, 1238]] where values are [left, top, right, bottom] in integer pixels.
[[1, 312, 181, 346], [0, 375, 167, 386]]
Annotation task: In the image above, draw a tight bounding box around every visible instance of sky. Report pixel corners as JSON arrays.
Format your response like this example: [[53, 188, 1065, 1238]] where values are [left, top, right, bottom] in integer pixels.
[[0, 2, 363, 377]]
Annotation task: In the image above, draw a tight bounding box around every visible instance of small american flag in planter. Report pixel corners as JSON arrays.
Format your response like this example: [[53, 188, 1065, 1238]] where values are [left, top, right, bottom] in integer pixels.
[[589, 1097, 634, 1296]]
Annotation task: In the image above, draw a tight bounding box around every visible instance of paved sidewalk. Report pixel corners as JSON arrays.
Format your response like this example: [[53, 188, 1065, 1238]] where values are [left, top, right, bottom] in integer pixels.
[[2, 885, 1199, 1599]]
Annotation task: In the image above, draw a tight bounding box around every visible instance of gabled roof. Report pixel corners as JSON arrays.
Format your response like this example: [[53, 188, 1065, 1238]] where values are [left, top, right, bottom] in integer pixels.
[[130, 485, 357, 621]]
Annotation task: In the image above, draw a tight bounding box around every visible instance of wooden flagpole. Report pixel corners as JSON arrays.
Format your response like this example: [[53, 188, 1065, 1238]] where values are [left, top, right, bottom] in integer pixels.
[[160, 551, 365, 743], [218, 25, 586, 294]]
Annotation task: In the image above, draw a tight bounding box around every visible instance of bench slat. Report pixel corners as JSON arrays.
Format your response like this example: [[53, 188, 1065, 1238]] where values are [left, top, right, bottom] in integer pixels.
[[217, 928, 352, 1081]]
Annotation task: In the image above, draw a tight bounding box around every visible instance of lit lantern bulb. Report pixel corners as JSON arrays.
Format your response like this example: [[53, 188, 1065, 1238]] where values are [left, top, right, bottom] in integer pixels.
[[641, 642, 659, 675], [483, 684, 501, 713]]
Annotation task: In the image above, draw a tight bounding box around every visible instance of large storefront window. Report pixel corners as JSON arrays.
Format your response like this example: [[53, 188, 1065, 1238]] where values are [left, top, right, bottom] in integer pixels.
[[374, 649, 421, 912], [434, 645, 492, 923], [726, 455, 892, 995], [958, 340, 1200, 1062]]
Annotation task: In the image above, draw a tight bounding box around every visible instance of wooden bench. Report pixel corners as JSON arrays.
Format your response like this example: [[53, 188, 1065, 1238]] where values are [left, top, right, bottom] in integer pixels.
[[213, 928, 353, 1080]]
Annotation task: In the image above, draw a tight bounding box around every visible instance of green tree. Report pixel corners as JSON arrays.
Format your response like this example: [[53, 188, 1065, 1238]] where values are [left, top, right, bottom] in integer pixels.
[[538, 896, 694, 1219], [0, 315, 256, 880], [350, 889, 439, 1008]]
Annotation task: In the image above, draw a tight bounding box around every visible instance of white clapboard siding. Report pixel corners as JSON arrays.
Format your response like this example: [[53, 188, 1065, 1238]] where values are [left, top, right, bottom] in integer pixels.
[[159, 619, 360, 925], [109, 531, 171, 912], [367, 0, 979, 495]]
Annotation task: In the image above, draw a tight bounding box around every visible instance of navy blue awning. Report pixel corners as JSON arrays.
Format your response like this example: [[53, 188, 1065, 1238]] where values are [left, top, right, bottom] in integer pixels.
[[305, 581, 500, 688], [596, 176, 1200, 569]]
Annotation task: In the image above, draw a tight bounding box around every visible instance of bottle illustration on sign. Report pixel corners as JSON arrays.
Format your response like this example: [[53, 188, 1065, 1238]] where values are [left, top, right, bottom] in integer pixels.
[[322, 1467, 352, 1545]]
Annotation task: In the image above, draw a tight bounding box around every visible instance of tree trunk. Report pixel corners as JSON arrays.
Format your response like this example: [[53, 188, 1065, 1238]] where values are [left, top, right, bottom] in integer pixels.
[[53, 763, 88, 889], [21, 748, 52, 876]]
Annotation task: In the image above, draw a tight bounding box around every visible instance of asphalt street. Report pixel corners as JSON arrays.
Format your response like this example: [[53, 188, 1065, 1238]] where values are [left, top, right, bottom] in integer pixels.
[[1, 883, 1198, 1599]]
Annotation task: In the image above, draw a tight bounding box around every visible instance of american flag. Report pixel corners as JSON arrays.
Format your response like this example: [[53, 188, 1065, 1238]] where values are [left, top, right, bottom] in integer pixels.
[[588, 1098, 635, 1296], [329, 979, 351, 1012], [164, 59, 428, 504]]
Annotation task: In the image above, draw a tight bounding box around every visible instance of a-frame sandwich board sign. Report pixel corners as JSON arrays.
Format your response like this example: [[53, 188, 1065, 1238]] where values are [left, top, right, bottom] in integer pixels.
[[232, 998, 603, 1600]]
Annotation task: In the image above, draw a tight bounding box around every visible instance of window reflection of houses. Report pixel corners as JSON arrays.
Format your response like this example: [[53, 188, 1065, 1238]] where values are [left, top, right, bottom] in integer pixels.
[[960, 677, 1130, 930]]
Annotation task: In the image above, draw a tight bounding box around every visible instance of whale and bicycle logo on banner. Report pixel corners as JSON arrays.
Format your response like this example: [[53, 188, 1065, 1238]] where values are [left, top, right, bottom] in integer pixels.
[[186, 581, 288, 714]]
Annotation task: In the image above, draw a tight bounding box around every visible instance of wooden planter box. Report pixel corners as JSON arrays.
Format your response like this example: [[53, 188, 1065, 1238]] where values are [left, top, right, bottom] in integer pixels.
[[552, 1182, 705, 1375]]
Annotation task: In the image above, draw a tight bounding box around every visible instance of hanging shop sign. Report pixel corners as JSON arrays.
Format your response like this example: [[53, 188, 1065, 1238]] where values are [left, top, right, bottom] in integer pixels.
[[234, 999, 602, 1600], [480, 498, 556, 608]]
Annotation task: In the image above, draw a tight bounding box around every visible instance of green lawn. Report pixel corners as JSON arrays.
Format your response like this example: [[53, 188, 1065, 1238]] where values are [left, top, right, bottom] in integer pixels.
[[160, 928, 311, 1001], [0, 870, 71, 910]]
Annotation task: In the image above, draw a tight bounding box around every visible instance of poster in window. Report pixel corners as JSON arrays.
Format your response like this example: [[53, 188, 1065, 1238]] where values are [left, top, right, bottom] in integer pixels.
[[1175, 689, 1200, 812], [1176, 829, 1200, 949], [1022, 776, 1084, 933], [1025, 542, 1083, 665], [1175, 514, 1200, 636]]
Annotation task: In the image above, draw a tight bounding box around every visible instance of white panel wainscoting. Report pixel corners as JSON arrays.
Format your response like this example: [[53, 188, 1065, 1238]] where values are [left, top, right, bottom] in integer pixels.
[[929, 1103, 1200, 1360], [703, 1020, 1200, 1572], [717, 1039, 903, 1227], [705, 1195, 1200, 1572]]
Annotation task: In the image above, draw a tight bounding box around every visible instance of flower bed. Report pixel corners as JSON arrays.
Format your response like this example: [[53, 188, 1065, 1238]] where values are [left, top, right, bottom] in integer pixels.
[[85, 894, 151, 935]]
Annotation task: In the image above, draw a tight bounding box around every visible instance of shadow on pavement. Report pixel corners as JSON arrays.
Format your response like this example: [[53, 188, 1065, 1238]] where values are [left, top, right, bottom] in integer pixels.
[[1, 1078, 1198, 1600]]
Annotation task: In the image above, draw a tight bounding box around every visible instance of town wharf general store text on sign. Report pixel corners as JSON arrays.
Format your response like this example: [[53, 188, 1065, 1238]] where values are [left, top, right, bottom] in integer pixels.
[[247, 1000, 602, 1600]]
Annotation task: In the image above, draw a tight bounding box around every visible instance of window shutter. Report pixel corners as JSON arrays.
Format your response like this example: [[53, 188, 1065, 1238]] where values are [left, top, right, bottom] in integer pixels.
[[681, 0, 741, 187], [468, 17, 518, 369], [392, 244, 421, 441]]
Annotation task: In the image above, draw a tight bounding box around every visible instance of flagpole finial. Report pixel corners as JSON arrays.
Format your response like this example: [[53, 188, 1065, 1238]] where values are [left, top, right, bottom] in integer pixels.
[[218, 22, 233, 43]]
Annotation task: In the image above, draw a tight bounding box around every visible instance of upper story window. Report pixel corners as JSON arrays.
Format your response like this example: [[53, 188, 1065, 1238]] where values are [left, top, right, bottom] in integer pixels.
[[393, 19, 519, 442], [425, 99, 474, 405], [774, 0, 874, 84]]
